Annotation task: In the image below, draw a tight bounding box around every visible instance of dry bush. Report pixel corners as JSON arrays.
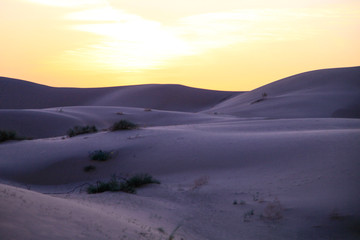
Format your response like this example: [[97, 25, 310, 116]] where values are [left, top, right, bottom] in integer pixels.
[[190, 176, 209, 190], [110, 120, 138, 131], [261, 199, 283, 221]]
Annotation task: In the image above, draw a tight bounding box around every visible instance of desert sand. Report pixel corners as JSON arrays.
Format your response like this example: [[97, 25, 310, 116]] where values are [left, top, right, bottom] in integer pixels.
[[1, 66, 360, 239]]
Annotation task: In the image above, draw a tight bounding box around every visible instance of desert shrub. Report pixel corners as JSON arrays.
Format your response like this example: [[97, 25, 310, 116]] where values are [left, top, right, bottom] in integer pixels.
[[83, 165, 96, 172], [67, 125, 97, 137], [89, 150, 112, 161], [0, 130, 25, 143], [87, 176, 120, 194], [110, 120, 138, 131], [87, 173, 160, 194], [0, 130, 17, 143], [191, 176, 209, 190], [126, 173, 160, 188]]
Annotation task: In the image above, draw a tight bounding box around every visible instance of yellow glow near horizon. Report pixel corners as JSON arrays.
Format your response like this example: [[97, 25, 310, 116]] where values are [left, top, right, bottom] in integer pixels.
[[1, 0, 359, 90]]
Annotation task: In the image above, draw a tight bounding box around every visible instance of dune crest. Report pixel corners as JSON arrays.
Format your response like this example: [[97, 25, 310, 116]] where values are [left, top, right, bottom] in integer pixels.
[[206, 66, 360, 118]]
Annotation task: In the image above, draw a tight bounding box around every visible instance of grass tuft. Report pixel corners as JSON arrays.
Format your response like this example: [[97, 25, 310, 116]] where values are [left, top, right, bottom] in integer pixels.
[[67, 125, 97, 137], [89, 150, 112, 161], [83, 165, 96, 172], [110, 120, 138, 131], [87, 173, 160, 194]]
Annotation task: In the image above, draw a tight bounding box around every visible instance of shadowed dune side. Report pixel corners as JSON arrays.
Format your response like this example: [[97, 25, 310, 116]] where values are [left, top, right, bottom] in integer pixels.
[[0, 77, 237, 112], [205, 67, 360, 118]]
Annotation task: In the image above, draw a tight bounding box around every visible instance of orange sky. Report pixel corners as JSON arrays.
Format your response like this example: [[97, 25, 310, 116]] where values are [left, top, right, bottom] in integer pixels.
[[1, 0, 359, 90]]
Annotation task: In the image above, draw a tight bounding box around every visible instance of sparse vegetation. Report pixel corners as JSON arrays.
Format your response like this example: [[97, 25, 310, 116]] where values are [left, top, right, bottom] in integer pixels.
[[83, 165, 96, 172], [0, 130, 25, 143], [89, 150, 112, 161], [87, 176, 120, 194], [110, 120, 138, 131], [87, 173, 160, 194], [251, 92, 268, 104], [126, 173, 160, 189], [0, 130, 17, 143], [243, 209, 255, 222], [67, 125, 97, 137]]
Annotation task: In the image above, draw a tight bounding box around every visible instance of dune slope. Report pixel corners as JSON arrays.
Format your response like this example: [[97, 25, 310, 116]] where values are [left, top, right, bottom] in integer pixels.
[[206, 66, 360, 118]]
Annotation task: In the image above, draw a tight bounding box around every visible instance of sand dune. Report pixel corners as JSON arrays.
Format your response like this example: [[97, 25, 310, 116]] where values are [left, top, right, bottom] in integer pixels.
[[0, 77, 236, 111], [1, 67, 360, 240], [206, 66, 360, 118]]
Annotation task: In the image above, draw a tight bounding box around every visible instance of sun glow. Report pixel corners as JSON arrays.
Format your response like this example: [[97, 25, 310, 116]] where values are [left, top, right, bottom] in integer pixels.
[[1, 0, 360, 89], [63, 7, 193, 71]]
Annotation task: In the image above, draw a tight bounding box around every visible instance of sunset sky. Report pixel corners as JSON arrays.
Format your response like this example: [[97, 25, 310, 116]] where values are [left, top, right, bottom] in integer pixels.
[[1, 0, 359, 90]]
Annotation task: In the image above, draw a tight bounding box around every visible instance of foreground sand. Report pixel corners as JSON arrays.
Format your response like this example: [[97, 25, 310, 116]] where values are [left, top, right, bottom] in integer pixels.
[[1, 67, 360, 239]]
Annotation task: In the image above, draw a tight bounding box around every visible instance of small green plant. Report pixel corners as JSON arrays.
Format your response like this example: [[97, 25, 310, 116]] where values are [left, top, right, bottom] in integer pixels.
[[87, 173, 160, 194], [110, 120, 138, 131], [89, 150, 112, 161], [83, 165, 96, 172], [67, 125, 97, 137]]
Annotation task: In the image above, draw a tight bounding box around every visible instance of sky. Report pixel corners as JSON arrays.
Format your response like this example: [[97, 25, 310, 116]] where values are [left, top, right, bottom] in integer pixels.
[[0, 0, 359, 90]]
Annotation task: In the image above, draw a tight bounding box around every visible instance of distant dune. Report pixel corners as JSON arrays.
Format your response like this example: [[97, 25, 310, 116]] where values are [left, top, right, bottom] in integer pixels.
[[0, 77, 237, 112], [1, 67, 359, 240]]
